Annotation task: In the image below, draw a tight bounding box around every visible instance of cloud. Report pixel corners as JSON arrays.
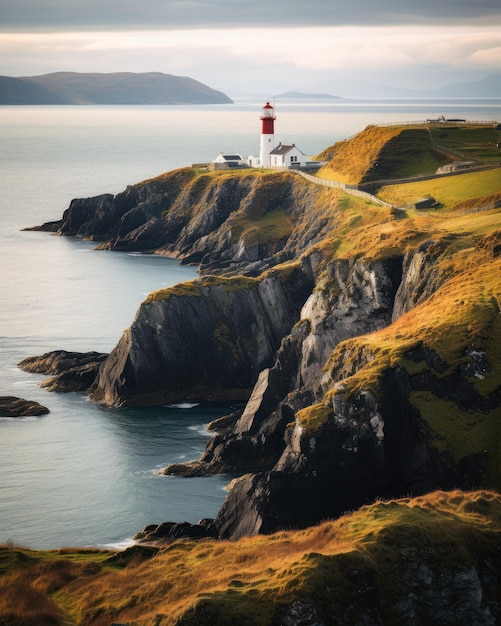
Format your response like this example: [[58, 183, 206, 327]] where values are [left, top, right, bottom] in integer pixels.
[[1, 0, 501, 31], [3, 26, 499, 76], [468, 46, 501, 69]]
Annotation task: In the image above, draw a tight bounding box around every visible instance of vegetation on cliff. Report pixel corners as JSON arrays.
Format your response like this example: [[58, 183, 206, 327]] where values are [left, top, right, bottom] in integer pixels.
[[1, 490, 500, 625], [18, 121, 501, 622], [317, 123, 501, 184]]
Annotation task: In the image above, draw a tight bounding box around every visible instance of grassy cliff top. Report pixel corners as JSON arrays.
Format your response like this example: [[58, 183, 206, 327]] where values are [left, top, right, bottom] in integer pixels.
[[377, 168, 501, 210], [1, 490, 499, 625], [317, 123, 501, 185]]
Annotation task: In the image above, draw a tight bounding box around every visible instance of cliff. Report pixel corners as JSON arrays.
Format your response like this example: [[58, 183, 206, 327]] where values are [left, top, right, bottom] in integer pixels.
[[23, 136, 501, 541], [90, 270, 313, 406], [29, 168, 330, 276]]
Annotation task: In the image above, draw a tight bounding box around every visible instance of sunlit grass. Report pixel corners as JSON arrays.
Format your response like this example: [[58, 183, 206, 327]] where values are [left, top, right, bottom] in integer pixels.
[[429, 125, 501, 162], [225, 207, 293, 244], [317, 126, 452, 184], [0, 491, 499, 625], [378, 168, 501, 210], [325, 256, 501, 398], [145, 274, 259, 302]]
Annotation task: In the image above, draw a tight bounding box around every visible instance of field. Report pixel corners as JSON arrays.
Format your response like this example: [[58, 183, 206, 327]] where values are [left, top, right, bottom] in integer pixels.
[[377, 168, 501, 210]]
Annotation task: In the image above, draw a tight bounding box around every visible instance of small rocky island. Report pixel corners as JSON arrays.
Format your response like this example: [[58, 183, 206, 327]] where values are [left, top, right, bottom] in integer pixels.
[[0, 396, 49, 417]]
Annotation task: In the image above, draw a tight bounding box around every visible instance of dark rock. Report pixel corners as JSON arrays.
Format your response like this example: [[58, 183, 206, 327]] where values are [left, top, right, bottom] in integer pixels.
[[0, 396, 49, 417], [133, 520, 217, 545], [25, 169, 328, 273], [23, 166, 501, 555], [164, 254, 403, 479], [90, 270, 312, 407], [19, 350, 108, 393]]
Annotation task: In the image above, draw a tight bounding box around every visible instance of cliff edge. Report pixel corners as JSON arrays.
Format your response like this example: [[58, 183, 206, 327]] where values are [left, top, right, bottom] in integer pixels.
[[23, 129, 501, 541]]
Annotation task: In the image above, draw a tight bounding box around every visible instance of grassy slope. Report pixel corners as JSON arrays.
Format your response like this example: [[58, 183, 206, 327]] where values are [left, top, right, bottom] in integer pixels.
[[317, 124, 501, 185], [294, 164, 501, 489], [0, 490, 499, 625], [378, 168, 501, 210], [142, 156, 501, 486], [317, 126, 447, 183], [429, 125, 501, 162]]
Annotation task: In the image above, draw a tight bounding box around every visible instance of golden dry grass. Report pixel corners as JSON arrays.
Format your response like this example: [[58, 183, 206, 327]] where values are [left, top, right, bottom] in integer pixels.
[[325, 255, 501, 396], [0, 490, 500, 625]]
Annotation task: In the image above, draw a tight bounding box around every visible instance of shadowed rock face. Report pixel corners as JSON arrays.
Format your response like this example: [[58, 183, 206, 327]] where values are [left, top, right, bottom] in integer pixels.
[[90, 269, 314, 407], [18, 350, 108, 393], [26, 169, 325, 276]]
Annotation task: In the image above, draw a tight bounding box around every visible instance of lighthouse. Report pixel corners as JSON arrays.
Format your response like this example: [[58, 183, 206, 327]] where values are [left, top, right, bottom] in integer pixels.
[[259, 101, 276, 168]]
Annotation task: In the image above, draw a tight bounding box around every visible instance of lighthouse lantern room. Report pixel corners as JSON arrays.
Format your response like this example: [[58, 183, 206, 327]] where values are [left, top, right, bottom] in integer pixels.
[[259, 101, 276, 168]]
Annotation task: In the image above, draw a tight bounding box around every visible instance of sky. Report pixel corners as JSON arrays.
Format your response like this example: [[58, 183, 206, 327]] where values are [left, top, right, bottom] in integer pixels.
[[1, 0, 500, 97]]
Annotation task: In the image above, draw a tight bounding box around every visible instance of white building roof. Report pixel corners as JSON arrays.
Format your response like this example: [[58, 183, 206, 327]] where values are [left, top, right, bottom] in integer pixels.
[[269, 143, 306, 156]]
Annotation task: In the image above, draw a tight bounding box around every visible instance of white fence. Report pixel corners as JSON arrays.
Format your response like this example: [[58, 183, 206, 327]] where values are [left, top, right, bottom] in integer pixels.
[[295, 171, 395, 208]]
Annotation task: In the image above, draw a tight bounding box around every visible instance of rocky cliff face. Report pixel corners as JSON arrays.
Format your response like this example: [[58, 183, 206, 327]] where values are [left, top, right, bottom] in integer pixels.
[[29, 169, 325, 276], [90, 267, 315, 406], [26, 167, 501, 544]]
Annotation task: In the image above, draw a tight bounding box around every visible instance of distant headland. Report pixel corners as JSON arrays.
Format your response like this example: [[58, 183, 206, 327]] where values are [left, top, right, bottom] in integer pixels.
[[0, 71, 233, 105], [276, 90, 342, 99]]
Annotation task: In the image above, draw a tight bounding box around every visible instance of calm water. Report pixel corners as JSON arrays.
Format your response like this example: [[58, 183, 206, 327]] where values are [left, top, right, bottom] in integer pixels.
[[1, 99, 500, 549]]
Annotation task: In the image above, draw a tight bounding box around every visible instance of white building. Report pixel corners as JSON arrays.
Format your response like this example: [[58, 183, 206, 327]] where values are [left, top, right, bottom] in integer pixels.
[[269, 142, 308, 169], [248, 101, 313, 169], [212, 101, 318, 171], [211, 152, 247, 170]]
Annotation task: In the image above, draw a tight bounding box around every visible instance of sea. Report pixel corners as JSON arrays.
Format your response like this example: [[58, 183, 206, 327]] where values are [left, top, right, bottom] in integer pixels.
[[1, 98, 500, 550]]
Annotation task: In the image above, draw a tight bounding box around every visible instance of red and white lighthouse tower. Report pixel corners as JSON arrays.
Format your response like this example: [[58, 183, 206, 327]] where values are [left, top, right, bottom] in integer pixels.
[[259, 101, 276, 167]]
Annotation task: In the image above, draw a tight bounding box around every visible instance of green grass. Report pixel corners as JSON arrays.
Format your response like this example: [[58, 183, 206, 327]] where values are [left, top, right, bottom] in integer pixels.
[[145, 275, 259, 302], [429, 125, 501, 162], [225, 208, 293, 245], [317, 123, 501, 187], [378, 168, 501, 210], [410, 392, 501, 489], [317, 126, 452, 184]]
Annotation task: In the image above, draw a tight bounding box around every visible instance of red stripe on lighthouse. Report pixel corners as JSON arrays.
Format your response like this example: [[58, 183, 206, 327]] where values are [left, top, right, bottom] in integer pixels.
[[260, 101, 275, 135], [261, 117, 275, 134]]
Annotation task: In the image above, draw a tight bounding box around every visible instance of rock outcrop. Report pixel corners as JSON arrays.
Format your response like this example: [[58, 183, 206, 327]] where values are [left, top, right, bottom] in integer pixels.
[[19, 350, 108, 393], [26, 169, 326, 276], [3, 490, 501, 625], [0, 396, 49, 417]]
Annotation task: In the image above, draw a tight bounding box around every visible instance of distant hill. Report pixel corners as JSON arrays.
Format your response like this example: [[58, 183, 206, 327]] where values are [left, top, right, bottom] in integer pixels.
[[300, 74, 501, 99], [277, 90, 342, 100], [436, 74, 501, 98], [0, 75, 67, 104], [0, 72, 233, 105]]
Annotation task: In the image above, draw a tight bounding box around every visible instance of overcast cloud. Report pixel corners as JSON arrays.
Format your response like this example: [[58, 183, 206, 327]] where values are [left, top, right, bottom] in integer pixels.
[[2, 0, 501, 29], [0, 0, 500, 96]]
